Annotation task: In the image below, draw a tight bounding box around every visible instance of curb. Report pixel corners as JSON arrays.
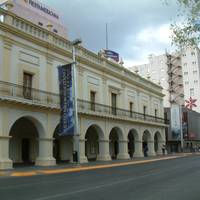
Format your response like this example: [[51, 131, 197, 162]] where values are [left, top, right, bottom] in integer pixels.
[[1, 153, 199, 178], [9, 156, 181, 177]]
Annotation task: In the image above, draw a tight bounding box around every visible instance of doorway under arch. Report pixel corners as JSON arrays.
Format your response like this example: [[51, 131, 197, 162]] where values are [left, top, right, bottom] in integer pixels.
[[109, 127, 123, 159], [142, 130, 151, 156], [9, 117, 39, 166], [128, 129, 138, 158], [85, 125, 103, 161], [154, 132, 162, 154]]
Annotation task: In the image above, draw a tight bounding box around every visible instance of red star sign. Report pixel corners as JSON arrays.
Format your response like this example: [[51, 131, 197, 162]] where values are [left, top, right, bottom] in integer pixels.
[[185, 97, 197, 110]]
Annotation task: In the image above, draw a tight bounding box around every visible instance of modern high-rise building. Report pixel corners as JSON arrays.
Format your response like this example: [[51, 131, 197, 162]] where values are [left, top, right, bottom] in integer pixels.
[[129, 53, 184, 108], [130, 47, 200, 152], [181, 47, 200, 113], [130, 47, 200, 112]]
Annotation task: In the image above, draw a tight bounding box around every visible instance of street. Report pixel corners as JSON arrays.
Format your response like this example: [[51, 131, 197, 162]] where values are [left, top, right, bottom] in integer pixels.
[[0, 155, 200, 200]]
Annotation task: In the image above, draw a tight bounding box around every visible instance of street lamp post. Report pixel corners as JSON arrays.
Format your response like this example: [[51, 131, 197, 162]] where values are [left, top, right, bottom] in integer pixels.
[[179, 105, 184, 152], [72, 38, 82, 163]]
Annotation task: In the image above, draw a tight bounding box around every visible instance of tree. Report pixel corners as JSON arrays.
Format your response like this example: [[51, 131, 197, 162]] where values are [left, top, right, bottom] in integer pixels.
[[164, 0, 200, 49]]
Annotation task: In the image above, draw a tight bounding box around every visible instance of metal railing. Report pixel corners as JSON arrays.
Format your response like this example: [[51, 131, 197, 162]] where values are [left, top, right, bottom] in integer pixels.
[[77, 99, 168, 124], [0, 81, 168, 124], [0, 81, 60, 108]]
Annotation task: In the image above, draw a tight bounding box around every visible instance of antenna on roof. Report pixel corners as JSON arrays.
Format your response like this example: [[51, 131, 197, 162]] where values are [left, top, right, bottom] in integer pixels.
[[106, 23, 108, 50]]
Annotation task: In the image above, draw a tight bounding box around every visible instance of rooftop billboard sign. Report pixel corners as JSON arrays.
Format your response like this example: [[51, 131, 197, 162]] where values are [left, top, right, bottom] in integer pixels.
[[104, 50, 119, 62], [27, 0, 59, 19]]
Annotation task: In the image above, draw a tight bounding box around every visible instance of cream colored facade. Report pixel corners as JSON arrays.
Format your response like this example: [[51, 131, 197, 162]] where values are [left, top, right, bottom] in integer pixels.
[[0, 3, 167, 169]]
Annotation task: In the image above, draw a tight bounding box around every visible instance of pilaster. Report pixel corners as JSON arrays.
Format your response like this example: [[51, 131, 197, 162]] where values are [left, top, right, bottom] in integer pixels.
[[2, 39, 12, 82]]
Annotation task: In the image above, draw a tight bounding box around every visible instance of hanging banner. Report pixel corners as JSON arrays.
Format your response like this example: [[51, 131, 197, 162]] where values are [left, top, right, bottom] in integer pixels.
[[171, 104, 181, 140], [58, 64, 74, 136]]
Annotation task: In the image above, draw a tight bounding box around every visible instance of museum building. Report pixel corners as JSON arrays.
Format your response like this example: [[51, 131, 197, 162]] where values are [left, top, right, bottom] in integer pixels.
[[0, 0, 167, 169]]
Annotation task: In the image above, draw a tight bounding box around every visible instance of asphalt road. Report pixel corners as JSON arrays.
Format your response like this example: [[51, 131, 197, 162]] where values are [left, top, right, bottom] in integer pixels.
[[0, 156, 200, 200]]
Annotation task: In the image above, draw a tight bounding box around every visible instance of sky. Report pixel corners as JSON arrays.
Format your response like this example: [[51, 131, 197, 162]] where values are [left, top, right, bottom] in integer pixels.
[[41, 0, 179, 67]]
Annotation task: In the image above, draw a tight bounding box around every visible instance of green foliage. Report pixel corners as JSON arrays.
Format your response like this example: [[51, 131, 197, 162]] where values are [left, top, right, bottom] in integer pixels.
[[164, 0, 200, 49]]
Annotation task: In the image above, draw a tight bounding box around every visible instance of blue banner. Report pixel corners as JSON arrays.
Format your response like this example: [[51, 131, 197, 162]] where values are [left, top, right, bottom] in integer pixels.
[[58, 64, 74, 136]]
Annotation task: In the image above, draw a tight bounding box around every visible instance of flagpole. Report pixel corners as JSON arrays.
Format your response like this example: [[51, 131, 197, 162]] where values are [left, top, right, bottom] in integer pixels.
[[72, 38, 82, 164]]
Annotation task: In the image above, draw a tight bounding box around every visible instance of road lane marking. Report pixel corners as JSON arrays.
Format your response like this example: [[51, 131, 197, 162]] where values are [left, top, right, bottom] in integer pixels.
[[33, 166, 184, 200], [1, 157, 199, 192]]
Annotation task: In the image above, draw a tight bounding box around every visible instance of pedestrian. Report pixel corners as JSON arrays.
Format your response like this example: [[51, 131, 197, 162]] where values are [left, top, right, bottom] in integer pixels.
[[162, 144, 166, 155], [144, 145, 148, 157]]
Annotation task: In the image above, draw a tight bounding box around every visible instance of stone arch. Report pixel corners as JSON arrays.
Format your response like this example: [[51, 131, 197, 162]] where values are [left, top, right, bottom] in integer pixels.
[[142, 130, 152, 157], [109, 127, 123, 159], [9, 116, 44, 166], [154, 131, 163, 154], [85, 124, 104, 161], [127, 129, 139, 158], [143, 130, 152, 142], [82, 122, 105, 140], [9, 115, 46, 138], [53, 124, 73, 163]]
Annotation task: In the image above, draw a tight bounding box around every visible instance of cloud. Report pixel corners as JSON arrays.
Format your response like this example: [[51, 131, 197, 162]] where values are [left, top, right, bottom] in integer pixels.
[[40, 0, 178, 66], [137, 24, 172, 44], [122, 24, 174, 67]]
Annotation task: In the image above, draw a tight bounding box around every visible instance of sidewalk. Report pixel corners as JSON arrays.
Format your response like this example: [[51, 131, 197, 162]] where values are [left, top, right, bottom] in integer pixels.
[[0, 153, 199, 177]]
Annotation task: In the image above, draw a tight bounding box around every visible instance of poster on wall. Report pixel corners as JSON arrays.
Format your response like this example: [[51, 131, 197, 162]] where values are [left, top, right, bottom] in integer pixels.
[[58, 64, 75, 136], [171, 104, 181, 140]]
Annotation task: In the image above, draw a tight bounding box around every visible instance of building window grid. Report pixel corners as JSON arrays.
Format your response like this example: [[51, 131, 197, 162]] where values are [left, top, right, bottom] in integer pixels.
[[193, 70, 197, 75], [190, 88, 194, 97]]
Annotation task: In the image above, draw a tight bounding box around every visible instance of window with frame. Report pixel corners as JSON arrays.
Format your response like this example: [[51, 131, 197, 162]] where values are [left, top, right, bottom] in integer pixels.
[[143, 106, 147, 119], [155, 109, 158, 119], [190, 88, 194, 97], [129, 102, 133, 118], [90, 91, 96, 111], [23, 72, 33, 99], [111, 93, 117, 115], [193, 70, 197, 75]]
